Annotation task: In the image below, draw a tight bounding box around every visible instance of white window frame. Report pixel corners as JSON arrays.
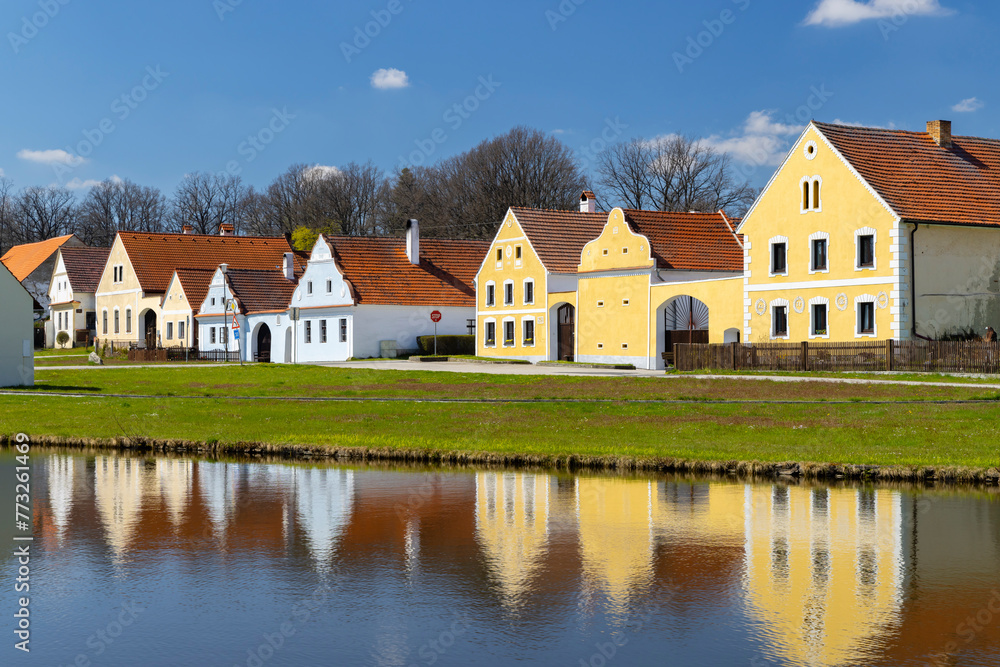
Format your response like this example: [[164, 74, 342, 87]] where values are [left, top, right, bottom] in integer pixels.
[[320, 319, 328, 344], [502, 317, 516, 348], [808, 297, 830, 340], [855, 227, 877, 271], [305, 321, 312, 344], [485, 281, 496, 308], [210, 327, 217, 345], [178, 320, 185, 340], [522, 278, 535, 305], [125, 308, 132, 334], [102, 309, 108, 335], [307, 281, 313, 295], [326, 279, 332, 294], [800, 176, 822, 213], [113, 307, 120, 335], [855, 294, 878, 338], [483, 318, 497, 348], [503, 280, 514, 307], [808, 231, 830, 275], [515, 245, 523, 268], [495, 248, 503, 270], [522, 317, 535, 347], [339, 318, 348, 343], [166, 321, 173, 340], [769, 235, 789, 277], [770, 298, 790, 340]]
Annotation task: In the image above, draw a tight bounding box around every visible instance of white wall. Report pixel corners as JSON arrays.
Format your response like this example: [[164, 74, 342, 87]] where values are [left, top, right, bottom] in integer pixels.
[[294, 310, 354, 363], [351, 305, 475, 358], [0, 269, 34, 387]]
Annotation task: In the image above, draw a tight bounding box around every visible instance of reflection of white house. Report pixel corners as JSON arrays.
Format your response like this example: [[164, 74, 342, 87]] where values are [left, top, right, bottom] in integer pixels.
[[156, 459, 193, 527], [294, 468, 355, 571], [48, 247, 111, 347], [475, 472, 551, 606], [198, 461, 237, 535], [94, 456, 156, 560], [0, 259, 34, 387], [47, 456, 76, 545], [195, 222, 488, 363]]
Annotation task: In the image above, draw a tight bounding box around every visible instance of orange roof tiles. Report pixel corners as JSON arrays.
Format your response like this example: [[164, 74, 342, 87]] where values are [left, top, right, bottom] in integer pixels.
[[172, 269, 216, 312], [511, 207, 743, 273], [1, 234, 80, 282], [328, 236, 489, 307], [815, 121, 1000, 227], [59, 247, 111, 293], [224, 268, 299, 314], [117, 232, 304, 294]]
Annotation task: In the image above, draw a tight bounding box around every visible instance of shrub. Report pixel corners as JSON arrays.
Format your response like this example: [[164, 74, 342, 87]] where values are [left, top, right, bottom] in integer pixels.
[[55, 331, 70, 348], [416, 335, 475, 356]]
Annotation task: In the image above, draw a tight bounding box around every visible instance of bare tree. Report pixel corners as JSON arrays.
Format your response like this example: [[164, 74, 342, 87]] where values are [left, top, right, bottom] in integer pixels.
[[78, 178, 167, 246], [308, 161, 389, 236], [0, 178, 15, 254], [15, 186, 76, 243], [170, 172, 250, 235], [596, 135, 757, 216]]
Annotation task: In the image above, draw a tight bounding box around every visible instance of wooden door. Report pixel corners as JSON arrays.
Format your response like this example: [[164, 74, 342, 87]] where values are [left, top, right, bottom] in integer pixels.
[[557, 304, 575, 362]]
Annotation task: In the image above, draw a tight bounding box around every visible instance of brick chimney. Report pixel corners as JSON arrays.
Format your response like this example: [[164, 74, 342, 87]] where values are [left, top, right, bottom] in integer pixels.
[[181, 224, 194, 235], [406, 219, 420, 265], [219, 223, 235, 236], [580, 191, 597, 214], [928, 120, 952, 148], [283, 253, 295, 281]]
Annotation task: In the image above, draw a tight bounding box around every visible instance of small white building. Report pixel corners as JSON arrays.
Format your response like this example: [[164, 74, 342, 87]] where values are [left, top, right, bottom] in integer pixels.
[[48, 247, 111, 348], [0, 261, 34, 387]]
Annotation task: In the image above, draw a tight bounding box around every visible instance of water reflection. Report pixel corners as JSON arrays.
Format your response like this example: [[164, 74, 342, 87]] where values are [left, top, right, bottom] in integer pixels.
[[13, 453, 1000, 667]]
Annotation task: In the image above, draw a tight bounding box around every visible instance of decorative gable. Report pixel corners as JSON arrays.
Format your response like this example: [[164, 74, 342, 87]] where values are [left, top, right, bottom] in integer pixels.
[[578, 209, 655, 273]]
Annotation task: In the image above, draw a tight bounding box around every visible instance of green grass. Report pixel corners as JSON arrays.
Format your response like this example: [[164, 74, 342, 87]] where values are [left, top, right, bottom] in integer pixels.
[[34, 346, 92, 357], [678, 369, 1000, 385], [2, 393, 1000, 468]]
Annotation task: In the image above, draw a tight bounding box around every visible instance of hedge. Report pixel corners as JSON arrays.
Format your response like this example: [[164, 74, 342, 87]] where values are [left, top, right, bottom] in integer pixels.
[[416, 335, 475, 356]]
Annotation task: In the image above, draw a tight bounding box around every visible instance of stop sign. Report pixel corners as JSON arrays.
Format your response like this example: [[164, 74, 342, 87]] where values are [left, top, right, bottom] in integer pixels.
[[430, 310, 442, 323]]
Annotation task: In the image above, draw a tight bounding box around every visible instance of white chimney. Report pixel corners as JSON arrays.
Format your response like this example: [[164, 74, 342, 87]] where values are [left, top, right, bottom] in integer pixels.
[[406, 219, 420, 265], [580, 191, 597, 214], [219, 223, 235, 236], [181, 224, 194, 235], [283, 253, 295, 281], [219, 263, 228, 274]]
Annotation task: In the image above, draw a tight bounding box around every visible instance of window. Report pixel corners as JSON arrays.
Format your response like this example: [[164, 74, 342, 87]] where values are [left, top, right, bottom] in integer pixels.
[[503, 320, 515, 347], [771, 241, 787, 275], [126, 309, 132, 333], [210, 327, 217, 345], [811, 238, 828, 272], [801, 177, 822, 212], [166, 322, 173, 340], [178, 321, 185, 340], [221, 326, 228, 343], [622, 299, 630, 307], [305, 321, 312, 344], [102, 310, 108, 335], [485, 282, 496, 307], [622, 343, 629, 350], [320, 319, 328, 344], [773, 305, 789, 338], [495, 248, 503, 268], [523, 319, 534, 346], [114, 309, 120, 334], [515, 245, 522, 267], [484, 321, 496, 347], [597, 300, 605, 308], [307, 281, 313, 295], [326, 280, 332, 293], [811, 303, 828, 337], [858, 301, 876, 336], [622, 247, 629, 255], [523, 280, 534, 305], [339, 318, 347, 343], [858, 234, 875, 268], [802, 181, 810, 211], [504, 281, 514, 306], [602, 249, 609, 256], [211, 297, 216, 307]]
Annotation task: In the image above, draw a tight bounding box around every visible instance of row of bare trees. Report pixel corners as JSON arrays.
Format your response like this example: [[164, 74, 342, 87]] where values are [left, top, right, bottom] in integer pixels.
[[1, 126, 758, 254]]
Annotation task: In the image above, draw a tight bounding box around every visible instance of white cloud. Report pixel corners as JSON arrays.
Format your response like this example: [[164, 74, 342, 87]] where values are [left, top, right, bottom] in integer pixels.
[[952, 97, 984, 113], [804, 0, 952, 27], [17, 149, 86, 167], [0, 168, 4, 177], [63, 177, 104, 190], [699, 111, 805, 167], [302, 165, 342, 182], [370, 68, 410, 90], [832, 118, 897, 128]]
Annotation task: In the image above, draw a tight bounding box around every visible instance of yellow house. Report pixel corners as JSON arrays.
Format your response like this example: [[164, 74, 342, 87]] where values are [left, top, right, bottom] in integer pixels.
[[475, 191, 745, 369], [740, 119, 1000, 342]]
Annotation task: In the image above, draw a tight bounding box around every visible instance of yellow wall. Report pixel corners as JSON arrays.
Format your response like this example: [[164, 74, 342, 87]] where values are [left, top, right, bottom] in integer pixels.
[[161, 276, 195, 348], [475, 210, 549, 360], [94, 237, 160, 346], [741, 125, 900, 342]]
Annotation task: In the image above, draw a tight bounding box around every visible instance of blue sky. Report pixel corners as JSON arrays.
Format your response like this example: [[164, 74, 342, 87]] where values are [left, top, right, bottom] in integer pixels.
[[0, 0, 996, 196]]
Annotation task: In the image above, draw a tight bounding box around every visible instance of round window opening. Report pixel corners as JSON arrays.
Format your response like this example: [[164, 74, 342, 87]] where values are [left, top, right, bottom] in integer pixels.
[[804, 141, 819, 161]]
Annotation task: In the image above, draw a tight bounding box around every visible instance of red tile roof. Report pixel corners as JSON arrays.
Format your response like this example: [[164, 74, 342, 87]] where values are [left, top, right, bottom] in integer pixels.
[[1, 234, 80, 282], [511, 208, 743, 273], [59, 247, 111, 293], [172, 269, 216, 313], [624, 210, 744, 272], [117, 232, 304, 294], [328, 236, 489, 307], [224, 269, 299, 314], [815, 121, 1000, 227], [510, 208, 609, 273]]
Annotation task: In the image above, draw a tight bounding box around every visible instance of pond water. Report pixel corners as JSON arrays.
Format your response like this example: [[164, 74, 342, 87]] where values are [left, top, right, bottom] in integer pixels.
[[2, 451, 1000, 666]]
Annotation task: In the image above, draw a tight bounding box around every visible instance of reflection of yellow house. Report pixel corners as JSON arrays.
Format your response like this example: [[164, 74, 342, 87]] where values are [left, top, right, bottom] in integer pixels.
[[94, 456, 157, 559], [475, 472, 550, 606], [475, 191, 745, 369], [156, 459, 193, 527], [743, 485, 903, 666]]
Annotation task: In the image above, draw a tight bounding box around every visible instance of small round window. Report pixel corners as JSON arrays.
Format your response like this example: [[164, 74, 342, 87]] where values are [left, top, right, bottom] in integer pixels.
[[804, 140, 819, 161]]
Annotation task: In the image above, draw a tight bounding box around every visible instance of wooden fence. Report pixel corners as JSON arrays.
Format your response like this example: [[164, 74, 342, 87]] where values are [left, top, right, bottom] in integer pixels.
[[674, 340, 1000, 374]]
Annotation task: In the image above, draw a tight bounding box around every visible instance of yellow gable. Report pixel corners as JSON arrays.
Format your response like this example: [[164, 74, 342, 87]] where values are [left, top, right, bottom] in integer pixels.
[[578, 209, 655, 273]]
